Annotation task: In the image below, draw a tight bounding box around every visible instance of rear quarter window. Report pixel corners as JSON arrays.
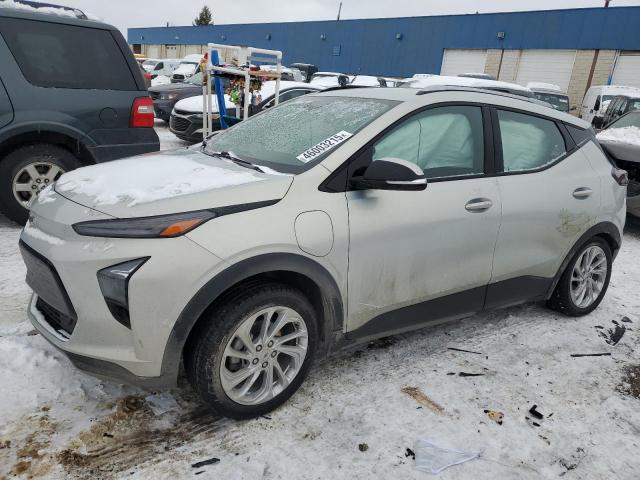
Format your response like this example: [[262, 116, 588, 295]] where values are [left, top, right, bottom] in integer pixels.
[[566, 124, 595, 147], [0, 18, 137, 91]]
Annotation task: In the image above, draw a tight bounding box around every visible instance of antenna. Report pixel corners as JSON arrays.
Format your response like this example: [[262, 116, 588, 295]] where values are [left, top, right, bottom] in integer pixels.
[[337, 2, 342, 21]]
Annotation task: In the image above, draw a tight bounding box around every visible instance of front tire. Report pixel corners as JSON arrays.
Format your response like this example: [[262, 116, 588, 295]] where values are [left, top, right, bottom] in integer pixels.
[[547, 237, 612, 316], [185, 283, 318, 419], [0, 144, 80, 224]]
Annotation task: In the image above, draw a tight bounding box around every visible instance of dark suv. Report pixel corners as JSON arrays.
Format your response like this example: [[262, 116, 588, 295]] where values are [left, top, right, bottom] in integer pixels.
[[599, 94, 640, 129], [0, 7, 159, 224]]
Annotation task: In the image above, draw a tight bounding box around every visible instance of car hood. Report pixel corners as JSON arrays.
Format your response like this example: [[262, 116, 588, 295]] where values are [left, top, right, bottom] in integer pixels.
[[54, 148, 293, 218], [174, 94, 235, 114], [149, 83, 201, 94], [597, 126, 640, 164]]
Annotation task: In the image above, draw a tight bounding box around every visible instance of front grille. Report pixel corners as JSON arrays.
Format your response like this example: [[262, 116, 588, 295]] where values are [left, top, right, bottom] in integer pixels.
[[149, 91, 160, 100], [173, 74, 185, 81], [173, 109, 192, 116], [170, 114, 190, 132], [36, 297, 77, 336]]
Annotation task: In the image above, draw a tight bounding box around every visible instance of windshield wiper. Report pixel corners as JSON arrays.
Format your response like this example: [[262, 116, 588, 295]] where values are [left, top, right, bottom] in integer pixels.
[[211, 151, 264, 173]]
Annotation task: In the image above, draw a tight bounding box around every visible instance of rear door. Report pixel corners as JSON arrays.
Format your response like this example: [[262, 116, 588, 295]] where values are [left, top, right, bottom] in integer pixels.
[[0, 77, 13, 129], [488, 108, 600, 308], [346, 104, 502, 336]]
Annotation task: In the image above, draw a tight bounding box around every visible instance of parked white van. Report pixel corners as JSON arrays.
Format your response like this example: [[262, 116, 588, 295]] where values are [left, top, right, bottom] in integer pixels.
[[581, 85, 640, 125], [171, 54, 204, 83], [141, 59, 180, 79]]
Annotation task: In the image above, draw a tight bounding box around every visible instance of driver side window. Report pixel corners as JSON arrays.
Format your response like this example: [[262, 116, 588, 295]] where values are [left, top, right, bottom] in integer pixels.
[[371, 105, 485, 179]]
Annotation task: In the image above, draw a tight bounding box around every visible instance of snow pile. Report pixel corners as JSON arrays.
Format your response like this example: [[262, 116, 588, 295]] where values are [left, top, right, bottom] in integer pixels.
[[527, 82, 562, 92], [1, 0, 78, 18], [597, 125, 640, 146], [55, 153, 266, 207]]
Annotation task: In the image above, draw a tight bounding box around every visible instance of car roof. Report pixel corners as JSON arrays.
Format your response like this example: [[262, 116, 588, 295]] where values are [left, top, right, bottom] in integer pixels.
[[0, 2, 115, 30], [315, 86, 590, 128]]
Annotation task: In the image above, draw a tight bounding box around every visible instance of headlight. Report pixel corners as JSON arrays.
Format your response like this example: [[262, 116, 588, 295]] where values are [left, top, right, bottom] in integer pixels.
[[73, 210, 217, 238], [98, 257, 149, 328], [160, 93, 178, 100]]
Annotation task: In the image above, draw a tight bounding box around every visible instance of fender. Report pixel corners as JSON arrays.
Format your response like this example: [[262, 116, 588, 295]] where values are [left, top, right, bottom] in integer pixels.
[[160, 252, 345, 384], [546, 221, 622, 298], [0, 120, 97, 149]]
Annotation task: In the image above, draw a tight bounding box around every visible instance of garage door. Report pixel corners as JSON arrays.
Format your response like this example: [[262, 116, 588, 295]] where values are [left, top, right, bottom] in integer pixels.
[[515, 50, 576, 92], [146, 45, 160, 58], [440, 49, 488, 76], [612, 53, 640, 88]]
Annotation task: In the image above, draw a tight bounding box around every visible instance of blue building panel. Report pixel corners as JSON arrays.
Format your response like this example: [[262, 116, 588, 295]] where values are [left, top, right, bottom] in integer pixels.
[[128, 7, 640, 77]]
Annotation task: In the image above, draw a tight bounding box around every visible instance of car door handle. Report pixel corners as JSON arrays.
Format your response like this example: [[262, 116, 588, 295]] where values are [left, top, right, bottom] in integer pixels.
[[573, 187, 593, 199], [465, 198, 493, 212]]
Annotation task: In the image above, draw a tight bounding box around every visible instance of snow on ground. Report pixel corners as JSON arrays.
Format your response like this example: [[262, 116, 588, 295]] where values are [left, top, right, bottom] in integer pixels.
[[1, 124, 640, 478]]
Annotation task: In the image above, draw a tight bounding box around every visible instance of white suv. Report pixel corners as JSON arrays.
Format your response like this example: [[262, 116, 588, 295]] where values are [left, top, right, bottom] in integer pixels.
[[20, 87, 627, 418]]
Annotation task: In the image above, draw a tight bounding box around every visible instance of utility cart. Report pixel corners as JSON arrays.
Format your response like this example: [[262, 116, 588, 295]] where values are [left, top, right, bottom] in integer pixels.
[[201, 43, 284, 138]]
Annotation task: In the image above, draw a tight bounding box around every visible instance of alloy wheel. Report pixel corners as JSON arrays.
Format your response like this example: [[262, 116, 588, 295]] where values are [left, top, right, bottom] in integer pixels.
[[220, 306, 308, 406], [12, 162, 65, 207], [570, 245, 607, 309]]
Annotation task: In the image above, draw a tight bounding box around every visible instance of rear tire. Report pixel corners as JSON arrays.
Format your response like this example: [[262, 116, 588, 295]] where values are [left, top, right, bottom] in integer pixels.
[[0, 144, 80, 225], [547, 237, 612, 316], [185, 283, 318, 419]]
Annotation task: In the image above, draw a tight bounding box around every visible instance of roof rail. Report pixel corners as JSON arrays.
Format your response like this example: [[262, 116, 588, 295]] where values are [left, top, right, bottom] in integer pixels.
[[4, 0, 88, 19], [415, 84, 549, 107]]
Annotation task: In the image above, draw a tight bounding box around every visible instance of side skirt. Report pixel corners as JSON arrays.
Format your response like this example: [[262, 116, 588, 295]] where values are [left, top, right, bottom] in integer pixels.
[[344, 276, 553, 346]]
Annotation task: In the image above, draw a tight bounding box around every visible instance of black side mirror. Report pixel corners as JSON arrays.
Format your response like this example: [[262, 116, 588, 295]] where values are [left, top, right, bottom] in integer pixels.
[[351, 158, 427, 191]]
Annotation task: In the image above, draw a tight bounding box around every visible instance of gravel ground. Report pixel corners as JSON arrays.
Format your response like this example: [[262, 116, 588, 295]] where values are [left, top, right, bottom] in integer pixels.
[[1, 125, 639, 479]]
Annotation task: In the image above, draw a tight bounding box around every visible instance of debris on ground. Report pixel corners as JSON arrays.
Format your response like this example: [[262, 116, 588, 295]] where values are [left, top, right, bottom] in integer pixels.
[[570, 352, 612, 357], [401, 387, 444, 414], [145, 392, 179, 416], [405, 448, 416, 460], [617, 364, 640, 399], [484, 409, 504, 425], [598, 319, 627, 346], [358, 443, 368, 452], [367, 337, 395, 349], [621, 316, 632, 323], [528, 405, 544, 420], [458, 372, 485, 377], [414, 439, 481, 474], [191, 457, 220, 468], [448, 347, 483, 355]]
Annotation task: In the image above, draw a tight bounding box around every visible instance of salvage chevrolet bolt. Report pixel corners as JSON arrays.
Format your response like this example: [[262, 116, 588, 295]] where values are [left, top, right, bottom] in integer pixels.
[[20, 87, 627, 418]]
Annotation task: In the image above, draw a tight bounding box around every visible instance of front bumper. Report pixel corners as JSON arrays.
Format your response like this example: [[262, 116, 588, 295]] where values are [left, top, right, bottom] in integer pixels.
[[628, 188, 640, 218], [21, 190, 224, 387], [153, 99, 175, 121], [170, 111, 221, 143]]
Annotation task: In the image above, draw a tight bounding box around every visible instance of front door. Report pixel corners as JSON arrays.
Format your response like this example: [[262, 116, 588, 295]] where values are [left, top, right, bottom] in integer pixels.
[[345, 104, 502, 337]]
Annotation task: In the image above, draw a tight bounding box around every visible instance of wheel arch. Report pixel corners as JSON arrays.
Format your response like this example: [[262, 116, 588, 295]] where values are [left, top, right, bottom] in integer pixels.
[[0, 124, 97, 167], [546, 221, 621, 299], [161, 253, 345, 384]]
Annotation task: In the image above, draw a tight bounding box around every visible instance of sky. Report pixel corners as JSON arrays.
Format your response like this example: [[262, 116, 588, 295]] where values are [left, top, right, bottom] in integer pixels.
[[19, 0, 640, 33]]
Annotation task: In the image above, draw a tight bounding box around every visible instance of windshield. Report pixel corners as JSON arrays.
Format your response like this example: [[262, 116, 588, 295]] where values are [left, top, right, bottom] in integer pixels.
[[607, 111, 640, 129], [204, 96, 398, 173], [533, 92, 570, 112], [629, 98, 640, 111], [185, 72, 203, 85]]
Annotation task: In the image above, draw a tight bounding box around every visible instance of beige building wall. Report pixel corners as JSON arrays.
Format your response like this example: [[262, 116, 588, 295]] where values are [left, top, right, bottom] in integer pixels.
[[484, 49, 503, 79], [497, 50, 521, 82], [590, 50, 617, 87], [567, 50, 596, 113]]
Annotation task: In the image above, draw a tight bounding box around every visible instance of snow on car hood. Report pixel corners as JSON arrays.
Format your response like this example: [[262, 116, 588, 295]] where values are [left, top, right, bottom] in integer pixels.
[[174, 94, 235, 114], [54, 149, 293, 218], [597, 126, 640, 146]]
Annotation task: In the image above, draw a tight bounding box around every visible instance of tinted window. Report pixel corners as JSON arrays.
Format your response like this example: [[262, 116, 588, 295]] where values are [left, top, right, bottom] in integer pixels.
[[566, 124, 594, 146], [532, 92, 570, 112], [0, 18, 137, 90], [372, 105, 484, 179], [498, 110, 566, 172]]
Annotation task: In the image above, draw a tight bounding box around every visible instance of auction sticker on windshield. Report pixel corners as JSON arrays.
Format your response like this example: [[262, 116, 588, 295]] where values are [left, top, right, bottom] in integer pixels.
[[296, 131, 353, 163]]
